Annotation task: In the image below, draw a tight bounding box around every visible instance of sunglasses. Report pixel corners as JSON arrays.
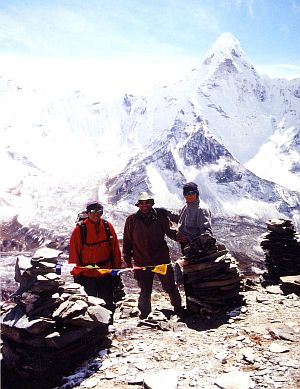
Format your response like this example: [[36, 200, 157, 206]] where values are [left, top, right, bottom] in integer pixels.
[[89, 209, 103, 214], [183, 191, 197, 196]]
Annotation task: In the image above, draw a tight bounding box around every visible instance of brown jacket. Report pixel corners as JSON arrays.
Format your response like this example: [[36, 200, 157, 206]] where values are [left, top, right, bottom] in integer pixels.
[[122, 208, 176, 267]]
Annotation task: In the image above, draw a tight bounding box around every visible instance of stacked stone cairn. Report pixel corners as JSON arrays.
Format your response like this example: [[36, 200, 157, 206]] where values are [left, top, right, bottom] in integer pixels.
[[260, 219, 300, 293], [179, 234, 243, 314], [1, 247, 111, 387]]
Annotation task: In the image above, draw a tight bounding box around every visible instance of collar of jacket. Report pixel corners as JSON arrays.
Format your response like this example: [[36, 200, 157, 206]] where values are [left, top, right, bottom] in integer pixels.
[[86, 217, 101, 226], [186, 198, 200, 208], [136, 208, 157, 220], [85, 217, 101, 234]]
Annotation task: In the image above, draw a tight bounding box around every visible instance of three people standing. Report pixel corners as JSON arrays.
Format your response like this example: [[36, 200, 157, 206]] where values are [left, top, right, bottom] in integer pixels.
[[68, 182, 212, 319]]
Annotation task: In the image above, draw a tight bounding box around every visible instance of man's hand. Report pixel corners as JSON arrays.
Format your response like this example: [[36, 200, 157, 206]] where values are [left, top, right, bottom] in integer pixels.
[[176, 232, 188, 243], [176, 258, 188, 267]]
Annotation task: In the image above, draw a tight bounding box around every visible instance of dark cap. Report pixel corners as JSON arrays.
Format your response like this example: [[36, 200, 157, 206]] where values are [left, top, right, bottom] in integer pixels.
[[183, 182, 199, 195], [86, 200, 103, 213]]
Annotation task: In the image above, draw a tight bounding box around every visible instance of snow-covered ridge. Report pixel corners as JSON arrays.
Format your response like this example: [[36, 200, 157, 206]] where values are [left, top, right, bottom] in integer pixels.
[[0, 33, 299, 234]]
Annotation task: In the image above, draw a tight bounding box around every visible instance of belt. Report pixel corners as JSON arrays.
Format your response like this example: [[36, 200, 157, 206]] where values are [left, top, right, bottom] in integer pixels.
[[88, 258, 113, 266]]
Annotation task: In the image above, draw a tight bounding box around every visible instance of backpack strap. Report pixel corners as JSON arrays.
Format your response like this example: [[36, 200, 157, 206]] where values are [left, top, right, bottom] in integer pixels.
[[102, 219, 113, 248], [78, 221, 87, 245], [76, 222, 86, 266]]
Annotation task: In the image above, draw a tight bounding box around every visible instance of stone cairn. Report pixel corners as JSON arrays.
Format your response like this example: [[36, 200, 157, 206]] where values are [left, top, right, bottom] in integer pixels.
[[260, 218, 300, 294], [179, 234, 244, 314], [1, 247, 111, 387]]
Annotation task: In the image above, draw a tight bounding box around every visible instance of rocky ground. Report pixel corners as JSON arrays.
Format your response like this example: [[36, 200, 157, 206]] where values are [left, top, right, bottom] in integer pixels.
[[1, 217, 299, 389], [54, 275, 300, 389]]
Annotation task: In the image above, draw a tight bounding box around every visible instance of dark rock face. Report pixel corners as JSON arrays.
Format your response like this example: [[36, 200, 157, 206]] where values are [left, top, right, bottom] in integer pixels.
[[260, 219, 300, 290], [214, 166, 242, 183], [280, 275, 300, 295], [107, 143, 185, 204], [179, 126, 232, 167], [1, 248, 111, 388], [216, 58, 239, 75], [0, 217, 69, 253]]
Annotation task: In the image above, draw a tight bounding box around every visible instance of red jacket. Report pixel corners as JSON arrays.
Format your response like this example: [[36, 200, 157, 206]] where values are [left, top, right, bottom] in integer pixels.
[[69, 218, 121, 277]]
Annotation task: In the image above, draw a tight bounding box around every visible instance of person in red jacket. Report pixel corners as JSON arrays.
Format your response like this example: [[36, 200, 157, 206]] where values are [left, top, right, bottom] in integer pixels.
[[69, 200, 122, 312]]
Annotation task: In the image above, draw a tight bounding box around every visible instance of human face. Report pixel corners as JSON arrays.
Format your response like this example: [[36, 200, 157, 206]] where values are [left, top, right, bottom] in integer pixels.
[[138, 200, 153, 214], [184, 192, 198, 203], [88, 209, 102, 224]]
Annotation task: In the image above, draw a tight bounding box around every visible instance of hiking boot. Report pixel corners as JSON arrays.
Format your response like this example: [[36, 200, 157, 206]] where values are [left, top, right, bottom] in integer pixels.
[[139, 312, 150, 320], [173, 307, 189, 319]]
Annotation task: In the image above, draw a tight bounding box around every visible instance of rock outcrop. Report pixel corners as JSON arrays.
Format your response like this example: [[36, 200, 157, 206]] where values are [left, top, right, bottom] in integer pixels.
[[260, 219, 300, 291], [178, 234, 244, 313], [1, 247, 111, 388]]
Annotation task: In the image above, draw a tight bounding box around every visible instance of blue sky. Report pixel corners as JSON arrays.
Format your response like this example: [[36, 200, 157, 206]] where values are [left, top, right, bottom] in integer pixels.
[[0, 0, 299, 92]]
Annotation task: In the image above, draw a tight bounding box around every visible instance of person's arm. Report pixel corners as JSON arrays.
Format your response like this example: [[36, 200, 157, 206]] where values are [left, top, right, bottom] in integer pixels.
[[156, 207, 189, 243], [68, 226, 82, 265], [198, 208, 212, 236], [108, 222, 122, 268], [182, 208, 213, 254], [122, 216, 134, 267], [159, 207, 180, 224], [158, 210, 177, 240]]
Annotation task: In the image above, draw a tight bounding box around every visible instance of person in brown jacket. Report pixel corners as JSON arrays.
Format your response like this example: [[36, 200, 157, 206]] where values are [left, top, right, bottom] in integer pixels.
[[123, 192, 183, 319]]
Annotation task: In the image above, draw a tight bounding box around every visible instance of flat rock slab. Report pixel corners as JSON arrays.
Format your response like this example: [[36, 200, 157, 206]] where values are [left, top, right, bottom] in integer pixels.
[[32, 247, 63, 260], [2, 305, 55, 334], [87, 305, 111, 324], [144, 369, 178, 389], [269, 342, 290, 353], [215, 370, 251, 389]]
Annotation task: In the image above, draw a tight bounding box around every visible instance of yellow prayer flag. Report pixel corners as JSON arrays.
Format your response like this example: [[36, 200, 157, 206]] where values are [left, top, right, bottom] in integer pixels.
[[151, 264, 168, 275], [96, 269, 112, 275]]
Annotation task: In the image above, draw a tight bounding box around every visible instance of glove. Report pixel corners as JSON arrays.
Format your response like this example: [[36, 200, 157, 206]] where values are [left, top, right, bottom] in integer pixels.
[[176, 232, 189, 243]]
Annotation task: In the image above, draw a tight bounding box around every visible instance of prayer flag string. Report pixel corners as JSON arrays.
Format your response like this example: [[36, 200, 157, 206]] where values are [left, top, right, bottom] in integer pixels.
[[70, 263, 169, 276]]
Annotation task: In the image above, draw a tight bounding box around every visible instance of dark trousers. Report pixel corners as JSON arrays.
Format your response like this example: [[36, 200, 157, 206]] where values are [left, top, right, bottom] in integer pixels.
[[134, 266, 182, 317], [74, 275, 115, 312], [180, 242, 192, 308]]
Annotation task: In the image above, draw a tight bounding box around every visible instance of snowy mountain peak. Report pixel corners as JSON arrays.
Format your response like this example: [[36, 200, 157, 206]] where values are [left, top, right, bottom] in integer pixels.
[[201, 32, 253, 79], [210, 32, 244, 56]]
